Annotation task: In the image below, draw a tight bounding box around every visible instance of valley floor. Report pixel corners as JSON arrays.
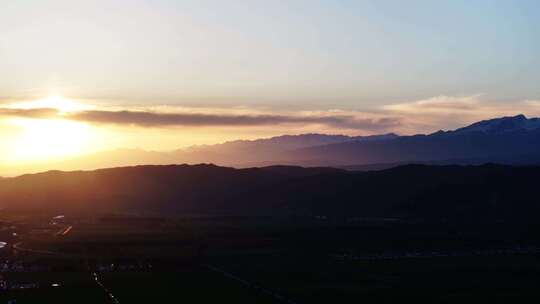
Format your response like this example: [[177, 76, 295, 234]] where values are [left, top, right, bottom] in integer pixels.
[[1, 215, 539, 303]]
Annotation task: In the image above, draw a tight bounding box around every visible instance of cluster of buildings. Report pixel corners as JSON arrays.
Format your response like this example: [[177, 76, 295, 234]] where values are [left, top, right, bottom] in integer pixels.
[[0, 260, 50, 273], [0, 274, 40, 291], [96, 261, 153, 272]]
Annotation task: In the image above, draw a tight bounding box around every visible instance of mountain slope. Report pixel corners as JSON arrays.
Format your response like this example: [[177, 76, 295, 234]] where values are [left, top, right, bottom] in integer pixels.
[[453, 114, 540, 134], [0, 164, 343, 214], [287, 115, 540, 166], [176, 133, 399, 165], [1, 164, 540, 223]]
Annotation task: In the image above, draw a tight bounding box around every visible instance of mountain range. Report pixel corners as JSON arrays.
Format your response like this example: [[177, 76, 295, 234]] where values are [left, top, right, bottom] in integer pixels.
[[287, 114, 540, 168], [1, 163, 540, 224], [2, 114, 540, 176]]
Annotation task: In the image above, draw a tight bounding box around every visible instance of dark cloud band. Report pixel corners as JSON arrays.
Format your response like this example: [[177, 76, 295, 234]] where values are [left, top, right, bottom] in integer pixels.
[[0, 107, 401, 131], [67, 110, 400, 130]]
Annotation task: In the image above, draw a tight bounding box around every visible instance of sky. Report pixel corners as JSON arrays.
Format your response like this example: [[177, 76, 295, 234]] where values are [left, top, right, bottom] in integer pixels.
[[1, 0, 540, 163]]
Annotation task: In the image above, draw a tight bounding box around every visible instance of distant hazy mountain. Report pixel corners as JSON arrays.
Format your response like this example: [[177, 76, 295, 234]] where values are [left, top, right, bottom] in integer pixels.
[[176, 133, 399, 166], [2, 115, 540, 176], [0, 133, 398, 175], [285, 115, 540, 167], [1, 163, 540, 224], [90, 115, 540, 169]]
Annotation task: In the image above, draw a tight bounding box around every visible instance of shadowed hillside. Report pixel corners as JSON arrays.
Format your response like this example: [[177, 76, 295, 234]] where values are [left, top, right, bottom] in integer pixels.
[[1, 164, 540, 224]]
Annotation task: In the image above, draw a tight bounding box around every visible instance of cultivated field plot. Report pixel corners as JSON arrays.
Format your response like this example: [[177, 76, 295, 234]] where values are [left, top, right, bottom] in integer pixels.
[[0, 272, 108, 304], [100, 268, 276, 304], [34, 219, 202, 260], [211, 253, 540, 303]]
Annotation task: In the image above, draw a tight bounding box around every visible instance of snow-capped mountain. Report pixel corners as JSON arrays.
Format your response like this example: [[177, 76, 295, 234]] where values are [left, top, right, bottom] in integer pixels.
[[453, 115, 540, 134]]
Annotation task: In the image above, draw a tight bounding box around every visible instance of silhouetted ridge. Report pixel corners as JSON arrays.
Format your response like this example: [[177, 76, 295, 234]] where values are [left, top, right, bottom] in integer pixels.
[[1, 164, 540, 224]]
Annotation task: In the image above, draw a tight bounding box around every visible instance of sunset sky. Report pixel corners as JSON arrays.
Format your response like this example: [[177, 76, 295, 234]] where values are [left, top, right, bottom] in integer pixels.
[[1, 0, 540, 164]]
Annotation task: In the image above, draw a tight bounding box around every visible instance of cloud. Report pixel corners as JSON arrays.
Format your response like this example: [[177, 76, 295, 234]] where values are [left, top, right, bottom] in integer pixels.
[[524, 100, 540, 108], [384, 95, 540, 116], [0, 108, 59, 119], [381, 95, 540, 133], [65, 109, 401, 131], [2, 95, 539, 136], [382, 95, 483, 113], [0, 105, 401, 132]]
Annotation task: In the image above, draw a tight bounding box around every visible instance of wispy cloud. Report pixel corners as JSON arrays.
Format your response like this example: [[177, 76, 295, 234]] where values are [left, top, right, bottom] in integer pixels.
[[382, 95, 483, 113], [2, 95, 540, 135], [382, 95, 540, 133]]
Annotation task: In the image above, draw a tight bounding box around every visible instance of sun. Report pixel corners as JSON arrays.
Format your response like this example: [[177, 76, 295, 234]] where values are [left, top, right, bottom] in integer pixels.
[[8, 118, 92, 162], [5, 96, 95, 162]]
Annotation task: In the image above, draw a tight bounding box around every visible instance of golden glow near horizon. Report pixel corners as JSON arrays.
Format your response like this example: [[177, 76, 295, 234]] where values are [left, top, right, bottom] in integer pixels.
[[8, 118, 92, 162], [1, 95, 282, 165], [5, 96, 95, 162]]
